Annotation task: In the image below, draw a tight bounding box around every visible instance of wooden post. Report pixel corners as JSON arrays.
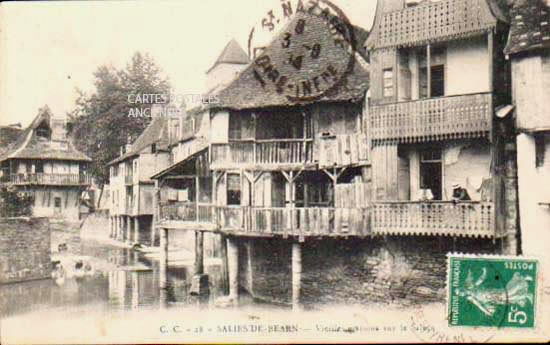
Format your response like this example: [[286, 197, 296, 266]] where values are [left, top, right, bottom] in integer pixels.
[[427, 44, 431, 98], [109, 216, 113, 238], [488, 30, 494, 93], [292, 242, 302, 311], [195, 175, 200, 221], [134, 216, 139, 243], [220, 234, 229, 295], [227, 237, 239, 301], [153, 179, 160, 246], [194, 231, 204, 275], [159, 228, 168, 289], [245, 239, 253, 294]]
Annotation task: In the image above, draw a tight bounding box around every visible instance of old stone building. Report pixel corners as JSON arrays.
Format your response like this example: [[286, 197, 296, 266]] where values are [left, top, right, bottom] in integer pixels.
[[0, 106, 92, 220]]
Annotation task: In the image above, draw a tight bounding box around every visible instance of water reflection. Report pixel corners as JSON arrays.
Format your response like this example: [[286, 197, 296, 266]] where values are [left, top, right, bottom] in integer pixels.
[[0, 239, 223, 318]]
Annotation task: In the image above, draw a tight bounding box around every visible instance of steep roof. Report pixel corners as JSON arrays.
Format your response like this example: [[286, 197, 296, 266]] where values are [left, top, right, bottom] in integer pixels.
[[213, 13, 369, 111], [107, 115, 169, 166], [0, 106, 92, 162], [504, 0, 550, 56], [206, 39, 250, 73]]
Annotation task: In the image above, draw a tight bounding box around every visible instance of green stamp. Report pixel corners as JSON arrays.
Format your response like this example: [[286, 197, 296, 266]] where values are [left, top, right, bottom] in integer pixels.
[[448, 256, 538, 328]]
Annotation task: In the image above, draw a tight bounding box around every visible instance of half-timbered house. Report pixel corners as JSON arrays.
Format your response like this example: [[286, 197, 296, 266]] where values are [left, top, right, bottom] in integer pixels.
[[0, 106, 92, 220]]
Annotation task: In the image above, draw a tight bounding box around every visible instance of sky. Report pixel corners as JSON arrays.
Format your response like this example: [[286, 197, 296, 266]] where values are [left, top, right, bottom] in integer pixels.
[[0, 0, 376, 127]]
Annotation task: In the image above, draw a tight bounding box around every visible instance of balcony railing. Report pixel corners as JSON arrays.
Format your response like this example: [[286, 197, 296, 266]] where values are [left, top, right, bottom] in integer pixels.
[[371, 201, 496, 238], [159, 202, 216, 223], [218, 206, 371, 237], [372, 0, 497, 49], [211, 139, 313, 167], [1, 173, 92, 186], [370, 93, 492, 143]]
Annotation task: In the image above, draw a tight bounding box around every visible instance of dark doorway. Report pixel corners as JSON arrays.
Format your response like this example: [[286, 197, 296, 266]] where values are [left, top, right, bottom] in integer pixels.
[[419, 148, 442, 200]]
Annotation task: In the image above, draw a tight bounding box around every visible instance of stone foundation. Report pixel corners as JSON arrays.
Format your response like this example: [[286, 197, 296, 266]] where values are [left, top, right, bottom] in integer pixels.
[[0, 217, 51, 284], [239, 236, 500, 308]]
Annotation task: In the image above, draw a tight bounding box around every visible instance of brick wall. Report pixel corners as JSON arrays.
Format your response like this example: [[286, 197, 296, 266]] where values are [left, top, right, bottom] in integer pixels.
[[243, 236, 500, 308], [0, 217, 51, 284]]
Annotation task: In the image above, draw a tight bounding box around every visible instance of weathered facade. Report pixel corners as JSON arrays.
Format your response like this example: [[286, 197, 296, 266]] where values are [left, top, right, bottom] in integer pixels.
[[0, 107, 92, 220], [150, 0, 521, 308], [504, 0, 550, 262], [107, 109, 172, 246], [366, 0, 513, 242]]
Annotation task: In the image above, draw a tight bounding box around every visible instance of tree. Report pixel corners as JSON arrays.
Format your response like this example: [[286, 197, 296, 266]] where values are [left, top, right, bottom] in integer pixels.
[[0, 185, 33, 217], [69, 52, 171, 185]]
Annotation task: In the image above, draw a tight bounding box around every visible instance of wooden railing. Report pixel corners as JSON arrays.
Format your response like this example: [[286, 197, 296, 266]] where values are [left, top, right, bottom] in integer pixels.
[[370, 93, 492, 143], [217, 206, 371, 237], [373, 0, 497, 48], [371, 201, 495, 237], [210, 139, 313, 167], [2, 173, 92, 185], [159, 202, 216, 223]]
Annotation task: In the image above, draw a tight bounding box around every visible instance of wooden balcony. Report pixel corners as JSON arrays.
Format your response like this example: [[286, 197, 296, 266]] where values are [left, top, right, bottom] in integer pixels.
[[210, 139, 314, 170], [372, 0, 498, 49], [158, 204, 371, 238], [371, 201, 498, 238], [159, 202, 216, 223], [1, 173, 92, 186], [370, 93, 492, 143], [218, 206, 371, 238]]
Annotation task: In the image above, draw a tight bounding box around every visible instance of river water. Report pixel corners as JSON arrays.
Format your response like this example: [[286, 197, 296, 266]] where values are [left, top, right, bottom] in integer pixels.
[[0, 229, 225, 318]]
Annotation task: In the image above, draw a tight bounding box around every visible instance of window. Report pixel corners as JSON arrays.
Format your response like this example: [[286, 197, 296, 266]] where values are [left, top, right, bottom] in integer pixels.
[[419, 45, 446, 99], [535, 134, 546, 168], [383, 68, 394, 98], [226, 173, 241, 205], [36, 127, 50, 139], [54, 197, 62, 208], [419, 148, 443, 200], [151, 143, 157, 153], [35, 161, 44, 173]]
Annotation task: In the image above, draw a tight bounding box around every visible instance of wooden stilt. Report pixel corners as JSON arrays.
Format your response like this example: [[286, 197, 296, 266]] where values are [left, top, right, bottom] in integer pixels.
[[245, 239, 253, 294], [159, 228, 168, 289], [220, 234, 229, 295], [292, 242, 302, 311], [227, 237, 239, 301], [194, 231, 204, 275], [134, 217, 139, 243]]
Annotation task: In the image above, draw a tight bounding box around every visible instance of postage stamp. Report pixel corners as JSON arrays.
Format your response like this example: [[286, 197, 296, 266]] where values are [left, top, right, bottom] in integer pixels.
[[447, 255, 538, 328]]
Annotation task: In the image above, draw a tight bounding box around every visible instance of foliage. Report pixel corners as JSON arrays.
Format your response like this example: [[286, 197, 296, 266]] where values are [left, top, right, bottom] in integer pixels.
[[68, 52, 171, 185], [0, 185, 34, 217]]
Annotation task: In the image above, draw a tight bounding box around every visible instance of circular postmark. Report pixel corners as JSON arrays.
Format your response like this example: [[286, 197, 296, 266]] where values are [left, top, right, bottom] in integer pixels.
[[247, 0, 357, 103]]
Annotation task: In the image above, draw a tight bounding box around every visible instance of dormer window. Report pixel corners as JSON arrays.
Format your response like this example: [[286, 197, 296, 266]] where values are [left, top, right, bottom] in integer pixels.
[[36, 124, 50, 139]]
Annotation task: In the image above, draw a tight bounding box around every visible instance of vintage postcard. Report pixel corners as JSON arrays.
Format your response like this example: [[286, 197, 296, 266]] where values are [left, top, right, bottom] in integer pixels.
[[0, 0, 549, 343]]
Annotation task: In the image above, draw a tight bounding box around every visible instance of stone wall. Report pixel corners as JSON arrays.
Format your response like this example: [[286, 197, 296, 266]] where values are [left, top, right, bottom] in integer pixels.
[[0, 217, 51, 284], [242, 236, 500, 308]]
